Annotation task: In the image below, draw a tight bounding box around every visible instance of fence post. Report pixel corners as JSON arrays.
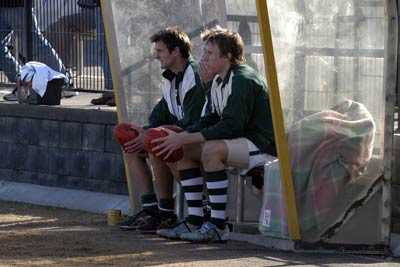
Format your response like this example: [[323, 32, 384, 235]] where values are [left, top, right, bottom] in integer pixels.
[[23, 0, 32, 62]]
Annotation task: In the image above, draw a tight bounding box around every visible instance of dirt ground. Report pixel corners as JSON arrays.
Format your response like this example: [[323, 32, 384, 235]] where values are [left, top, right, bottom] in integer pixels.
[[0, 201, 398, 267]]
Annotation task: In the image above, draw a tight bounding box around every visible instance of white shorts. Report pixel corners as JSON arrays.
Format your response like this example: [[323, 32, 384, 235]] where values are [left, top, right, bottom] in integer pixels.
[[223, 138, 277, 175]]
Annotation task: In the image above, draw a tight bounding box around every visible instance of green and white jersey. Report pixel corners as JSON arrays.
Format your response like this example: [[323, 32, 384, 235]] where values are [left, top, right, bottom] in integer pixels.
[[161, 62, 196, 121], [188, 64, 276, 156], [147, 59, 205, 130]]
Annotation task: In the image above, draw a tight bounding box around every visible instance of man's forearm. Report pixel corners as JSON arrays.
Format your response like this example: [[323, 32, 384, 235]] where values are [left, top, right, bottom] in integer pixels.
[[180, 131, 205, 146]]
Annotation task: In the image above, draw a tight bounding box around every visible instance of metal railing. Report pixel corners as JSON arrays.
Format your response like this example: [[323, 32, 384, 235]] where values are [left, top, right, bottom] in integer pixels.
[[0, 0, 109, 92]]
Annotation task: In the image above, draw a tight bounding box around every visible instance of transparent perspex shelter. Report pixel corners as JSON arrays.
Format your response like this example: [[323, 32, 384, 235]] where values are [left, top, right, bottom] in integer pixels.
[[257, 0, 394, 251], [102, 0, 396, 252]]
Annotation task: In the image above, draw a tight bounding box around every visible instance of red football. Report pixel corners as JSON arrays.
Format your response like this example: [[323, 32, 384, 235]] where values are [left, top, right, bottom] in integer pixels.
[[113, 123, 139, 146], [143, 126, 184, 163]]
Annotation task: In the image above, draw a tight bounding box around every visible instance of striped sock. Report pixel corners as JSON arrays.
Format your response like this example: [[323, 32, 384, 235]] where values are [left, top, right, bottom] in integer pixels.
[[141, 193, 158, 213], [180, 168, 204, 226], [158, 198, 175, 218], [205, 170, 228, 229]]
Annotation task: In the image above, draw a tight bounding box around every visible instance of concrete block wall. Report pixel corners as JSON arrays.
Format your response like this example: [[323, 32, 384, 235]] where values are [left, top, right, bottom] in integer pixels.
[[0, 104, 128, 195]]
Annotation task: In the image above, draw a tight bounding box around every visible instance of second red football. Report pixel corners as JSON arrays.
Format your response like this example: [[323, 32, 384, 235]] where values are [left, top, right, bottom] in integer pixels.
[[143, 127, 183, 163]]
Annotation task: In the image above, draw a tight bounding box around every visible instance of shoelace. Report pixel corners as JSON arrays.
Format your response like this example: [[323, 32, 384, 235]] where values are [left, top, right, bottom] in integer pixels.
[[198, 222, 219, 234], [124, 209, 156, 224], [198, 222, 223, 241]]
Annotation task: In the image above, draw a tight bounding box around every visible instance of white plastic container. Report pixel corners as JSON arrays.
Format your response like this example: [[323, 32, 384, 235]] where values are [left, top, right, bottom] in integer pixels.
[[258, 159, 289, 239]]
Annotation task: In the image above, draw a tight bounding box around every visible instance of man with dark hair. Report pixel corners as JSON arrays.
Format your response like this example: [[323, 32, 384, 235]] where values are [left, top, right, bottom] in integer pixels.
[[150, 29, 192, 59], [153, 26, 277, 243], [118, 27, 205, 233]]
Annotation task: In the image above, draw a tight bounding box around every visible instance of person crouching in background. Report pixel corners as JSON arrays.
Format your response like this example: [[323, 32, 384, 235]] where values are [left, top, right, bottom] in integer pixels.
[[16, 61, 69, 105]]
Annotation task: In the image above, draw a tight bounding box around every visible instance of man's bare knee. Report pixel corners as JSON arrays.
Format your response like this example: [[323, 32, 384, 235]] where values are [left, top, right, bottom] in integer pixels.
[[182, 144, 202, 161], [201, 141, 227, 170], [177, 144, 202, 170]]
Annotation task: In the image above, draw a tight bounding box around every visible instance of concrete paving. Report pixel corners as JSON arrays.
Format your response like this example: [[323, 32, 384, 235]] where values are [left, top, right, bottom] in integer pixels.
[[0, 181, 130, 214], [0, 201, 399, 267], [0, 86, 116, 111]]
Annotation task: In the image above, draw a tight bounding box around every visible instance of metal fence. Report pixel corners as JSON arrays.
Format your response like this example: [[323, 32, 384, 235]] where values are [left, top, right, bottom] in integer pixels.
[[0, 0, 110, 92]]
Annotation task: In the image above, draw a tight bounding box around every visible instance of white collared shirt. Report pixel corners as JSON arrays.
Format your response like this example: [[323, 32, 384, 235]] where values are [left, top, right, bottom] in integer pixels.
[[20, 61, 68, 97]]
